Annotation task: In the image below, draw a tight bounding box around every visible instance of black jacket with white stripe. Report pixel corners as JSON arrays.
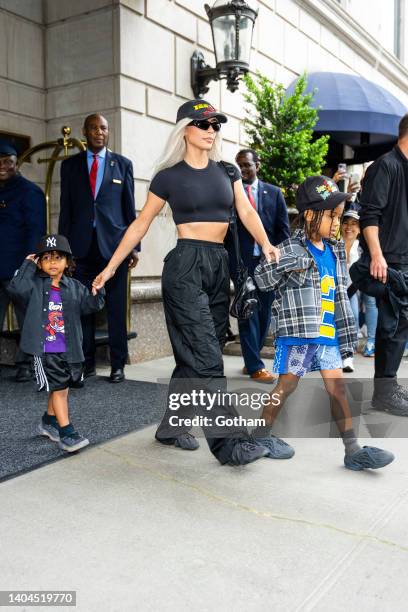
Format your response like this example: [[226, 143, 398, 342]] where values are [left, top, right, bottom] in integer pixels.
[[8, 259, 105, 363]]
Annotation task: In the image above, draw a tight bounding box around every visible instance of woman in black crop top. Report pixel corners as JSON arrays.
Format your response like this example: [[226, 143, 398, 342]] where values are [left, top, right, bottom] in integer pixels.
[[93, 99, 280, 467]]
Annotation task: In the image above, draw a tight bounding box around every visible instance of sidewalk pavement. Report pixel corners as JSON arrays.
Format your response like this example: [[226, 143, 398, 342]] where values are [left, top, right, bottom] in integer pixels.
[[1, 354, 408, 611]]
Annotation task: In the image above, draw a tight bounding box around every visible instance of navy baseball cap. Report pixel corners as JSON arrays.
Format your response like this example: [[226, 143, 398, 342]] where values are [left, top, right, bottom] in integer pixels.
[[0, 141, 18, 157], [342, 206, 360, 221], [36, 234, 72, 256], [176, 99, 227, 124], [296, 175, 351, 213]]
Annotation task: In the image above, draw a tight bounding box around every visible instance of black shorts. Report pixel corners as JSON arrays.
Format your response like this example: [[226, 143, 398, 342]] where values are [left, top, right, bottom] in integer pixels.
[[33, 353, 83, 392]]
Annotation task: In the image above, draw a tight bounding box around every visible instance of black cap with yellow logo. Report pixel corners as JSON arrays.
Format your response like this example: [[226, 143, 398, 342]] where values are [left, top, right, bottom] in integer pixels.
[[176, 99, 227, 124]]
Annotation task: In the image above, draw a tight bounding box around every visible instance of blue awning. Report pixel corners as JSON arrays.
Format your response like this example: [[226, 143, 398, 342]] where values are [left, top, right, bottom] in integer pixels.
[[287, 72, 407, 147]]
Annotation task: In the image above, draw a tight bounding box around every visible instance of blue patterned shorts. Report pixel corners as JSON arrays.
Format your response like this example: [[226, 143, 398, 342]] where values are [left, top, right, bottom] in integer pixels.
[[273, 344, 342, 377]]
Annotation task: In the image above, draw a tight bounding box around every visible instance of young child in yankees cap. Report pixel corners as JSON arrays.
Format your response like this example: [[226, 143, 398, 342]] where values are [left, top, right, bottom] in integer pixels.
[[8, 234, 105, 452]]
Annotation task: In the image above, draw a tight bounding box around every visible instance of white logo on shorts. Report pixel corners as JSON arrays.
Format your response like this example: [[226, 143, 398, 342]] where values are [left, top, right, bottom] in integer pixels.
[[46, 237, 57, 248]]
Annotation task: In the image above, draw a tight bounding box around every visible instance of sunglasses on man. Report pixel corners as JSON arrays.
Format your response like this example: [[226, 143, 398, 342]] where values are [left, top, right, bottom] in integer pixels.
[[188, 120, 221, 132]]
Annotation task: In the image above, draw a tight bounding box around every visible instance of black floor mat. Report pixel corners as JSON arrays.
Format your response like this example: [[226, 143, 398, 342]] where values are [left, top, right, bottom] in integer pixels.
[[0, 368, 166, 482]]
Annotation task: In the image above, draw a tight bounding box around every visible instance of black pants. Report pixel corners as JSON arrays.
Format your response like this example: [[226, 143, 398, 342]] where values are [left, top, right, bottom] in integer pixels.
[[234, 256, 275, 375], [375, 262, 408, 378], [156, 239, 248, 464], [0, 279, 30, 366], [74, 232, 129, 370]]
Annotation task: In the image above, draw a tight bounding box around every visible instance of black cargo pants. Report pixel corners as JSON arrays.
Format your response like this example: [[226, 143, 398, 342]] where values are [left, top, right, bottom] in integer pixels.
[[375, 264, 408, 379], [156, 239, 248, 464]]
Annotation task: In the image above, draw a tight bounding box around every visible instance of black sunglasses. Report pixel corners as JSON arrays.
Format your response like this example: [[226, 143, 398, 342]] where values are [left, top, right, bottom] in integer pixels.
[[189, 119, 221, 132]]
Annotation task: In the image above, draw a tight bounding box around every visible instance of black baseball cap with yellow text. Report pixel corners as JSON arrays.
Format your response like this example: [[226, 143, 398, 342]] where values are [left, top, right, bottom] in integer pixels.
[[176, 99, 227, 124]]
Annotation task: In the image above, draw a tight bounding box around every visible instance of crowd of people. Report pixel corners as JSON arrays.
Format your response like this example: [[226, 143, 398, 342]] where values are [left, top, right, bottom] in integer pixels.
[[1, 97, 407, 468]]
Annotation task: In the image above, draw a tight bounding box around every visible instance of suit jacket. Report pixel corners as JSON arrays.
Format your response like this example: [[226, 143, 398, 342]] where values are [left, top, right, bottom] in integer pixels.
[[58, 149, 137, 260], [226, 180, 290, 274]]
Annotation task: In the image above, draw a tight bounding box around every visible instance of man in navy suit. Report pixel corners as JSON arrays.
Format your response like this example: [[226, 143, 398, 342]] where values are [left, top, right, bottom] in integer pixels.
[[229, 149, 290, 382], [0, 142, 46, 381], [59, 114, 139, 383]]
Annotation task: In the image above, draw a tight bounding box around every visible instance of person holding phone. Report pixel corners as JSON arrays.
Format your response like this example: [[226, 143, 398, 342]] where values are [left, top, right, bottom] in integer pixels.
[[340, 207, 360, 373], [333, 165, 361, 201]]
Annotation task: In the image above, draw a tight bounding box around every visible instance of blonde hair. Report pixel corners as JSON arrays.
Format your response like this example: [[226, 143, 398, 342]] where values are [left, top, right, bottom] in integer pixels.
[[152, 118, 224, 176]]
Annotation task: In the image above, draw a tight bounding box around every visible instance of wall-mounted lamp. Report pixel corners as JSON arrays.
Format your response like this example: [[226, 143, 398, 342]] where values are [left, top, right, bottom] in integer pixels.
[[191, 0, 259, 98]]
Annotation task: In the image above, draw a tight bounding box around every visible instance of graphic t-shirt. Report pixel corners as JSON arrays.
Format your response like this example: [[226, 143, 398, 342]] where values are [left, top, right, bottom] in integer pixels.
[[44, 285, 66, 353], [276, 240, 338, 347]]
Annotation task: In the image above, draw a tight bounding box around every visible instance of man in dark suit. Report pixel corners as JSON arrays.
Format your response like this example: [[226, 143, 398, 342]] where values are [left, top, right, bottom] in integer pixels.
[[0, 142, 46, 381], [59, 114, 139, 383], [228, 148, 290, 382]]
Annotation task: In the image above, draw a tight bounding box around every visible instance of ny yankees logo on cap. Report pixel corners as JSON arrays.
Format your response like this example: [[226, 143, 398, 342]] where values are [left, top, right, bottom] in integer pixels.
[[36, 234, 72, 256]]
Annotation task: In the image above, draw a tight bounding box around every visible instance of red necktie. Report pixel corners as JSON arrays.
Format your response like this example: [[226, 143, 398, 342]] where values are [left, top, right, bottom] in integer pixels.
[[245, 184, 256, 210], [89, 154, 99, 199]]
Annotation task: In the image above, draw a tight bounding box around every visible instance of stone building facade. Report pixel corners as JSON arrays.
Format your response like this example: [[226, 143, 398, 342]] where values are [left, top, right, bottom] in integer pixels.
[[1, 0, 408, 362]]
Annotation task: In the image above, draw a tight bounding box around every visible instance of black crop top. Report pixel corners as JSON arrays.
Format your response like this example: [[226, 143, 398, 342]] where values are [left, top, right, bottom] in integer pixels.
[[149, 160, 241, 225]]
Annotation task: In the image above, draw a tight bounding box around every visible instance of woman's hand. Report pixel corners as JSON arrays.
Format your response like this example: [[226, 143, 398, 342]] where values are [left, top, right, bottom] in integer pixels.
[[262, 242, 280, 264], [92, 267, 115, 295], [26, 254, 38, 263]]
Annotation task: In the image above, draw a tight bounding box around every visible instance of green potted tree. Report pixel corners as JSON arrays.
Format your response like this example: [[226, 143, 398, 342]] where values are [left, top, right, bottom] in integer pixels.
[[243, 72, 329, 211]]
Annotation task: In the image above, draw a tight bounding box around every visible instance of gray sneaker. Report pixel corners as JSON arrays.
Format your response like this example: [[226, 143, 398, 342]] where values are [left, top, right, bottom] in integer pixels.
[[228, 440, 268, 465], [37, 422, 60, 443], [174, 433, 199, 450], [59, 431, 89, 452], [155, 432, 199, 450], [344, 446, 395, 471], [256, 435, 295, 459]]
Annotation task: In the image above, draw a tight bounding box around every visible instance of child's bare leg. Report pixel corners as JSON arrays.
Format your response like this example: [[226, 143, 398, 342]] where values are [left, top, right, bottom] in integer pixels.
[[253, 373, 300, 437], [263, 374, 300, 425], [49, 389, 70, 428], [320, 369, 353, 432], [47, 394, 55, 417], [320, 369, 360, 454]]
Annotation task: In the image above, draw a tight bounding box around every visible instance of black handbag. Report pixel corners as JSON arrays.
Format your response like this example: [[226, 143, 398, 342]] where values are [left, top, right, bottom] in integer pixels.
[[220, 162, 259, 320]]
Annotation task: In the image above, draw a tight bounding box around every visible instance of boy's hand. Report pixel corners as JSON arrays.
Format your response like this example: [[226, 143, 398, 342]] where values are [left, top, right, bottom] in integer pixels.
[[92, 267, 115, 294], [128, 250, 139, 269], [26, 254, 38, 263]]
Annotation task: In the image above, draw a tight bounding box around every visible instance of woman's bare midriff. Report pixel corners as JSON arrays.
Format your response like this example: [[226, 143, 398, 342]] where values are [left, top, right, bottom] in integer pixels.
[[176, 221, 229, 243]]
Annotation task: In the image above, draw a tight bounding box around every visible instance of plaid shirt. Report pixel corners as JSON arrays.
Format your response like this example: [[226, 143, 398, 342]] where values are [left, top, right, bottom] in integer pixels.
[[254, 229, 357, 358]]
